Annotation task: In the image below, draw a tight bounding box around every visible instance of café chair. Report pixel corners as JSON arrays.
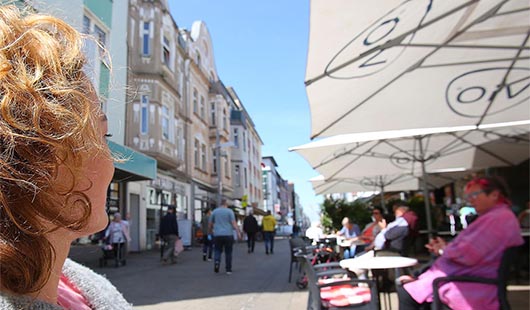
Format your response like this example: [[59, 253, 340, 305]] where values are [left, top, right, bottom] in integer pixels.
[[432, 246, 518, 310], [289, 237, 313, 282], [303, 255, 379, 310]]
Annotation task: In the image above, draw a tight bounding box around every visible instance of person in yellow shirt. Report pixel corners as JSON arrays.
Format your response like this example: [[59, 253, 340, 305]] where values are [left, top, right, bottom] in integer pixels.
[[262, 211, 277, 254]]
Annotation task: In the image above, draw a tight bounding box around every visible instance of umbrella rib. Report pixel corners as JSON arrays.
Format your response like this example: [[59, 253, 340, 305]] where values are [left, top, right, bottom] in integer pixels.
[[447, 132, 516, 166], [407, 1, 508, 73], [304, 0, 479, 87], [315, 180, 345, 195], [476, 31, 530, 126], [314, 140, 372, 168], [418, 56, 530, 69], [310, 0, 507, 139], [396, 43, 530, 50], [325, 141, 385, 179], [494, 7, 530, 17], [434, 131, 475, 157], [379, 139, 418, 175], [387, 174, 410, 186], [382, 139, 417, 161], [477, 128, 530, 143]]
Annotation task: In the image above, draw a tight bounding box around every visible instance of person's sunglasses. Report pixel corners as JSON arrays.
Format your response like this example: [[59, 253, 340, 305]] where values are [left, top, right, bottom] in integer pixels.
[[464, 190, 485, 200]]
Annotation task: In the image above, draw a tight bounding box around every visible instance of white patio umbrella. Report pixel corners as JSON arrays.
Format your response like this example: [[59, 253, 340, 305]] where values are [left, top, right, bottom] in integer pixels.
[[310, 171, 469, 212], [306, 0, 530, 138], [291, 122, 530, 233], [309, 172, 466, 194]]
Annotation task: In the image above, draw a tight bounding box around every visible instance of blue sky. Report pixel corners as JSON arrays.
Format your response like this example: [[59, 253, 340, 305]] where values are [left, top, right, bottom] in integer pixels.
[[168, 0, 322, 222]]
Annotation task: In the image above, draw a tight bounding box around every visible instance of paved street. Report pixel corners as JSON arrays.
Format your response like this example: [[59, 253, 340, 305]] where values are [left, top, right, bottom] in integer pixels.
[[70, 238, 308, 310], [69, 238, 529, 310]]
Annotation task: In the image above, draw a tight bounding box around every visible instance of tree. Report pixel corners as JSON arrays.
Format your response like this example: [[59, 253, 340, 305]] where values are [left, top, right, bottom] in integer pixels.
[[321, 197, 372, 232]]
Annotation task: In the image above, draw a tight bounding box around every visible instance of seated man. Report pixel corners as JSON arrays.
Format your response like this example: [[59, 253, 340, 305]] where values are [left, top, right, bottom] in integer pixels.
[[372, 204, 410, 254], [396, 177, 524, 310], [337, 217, 361, 258]]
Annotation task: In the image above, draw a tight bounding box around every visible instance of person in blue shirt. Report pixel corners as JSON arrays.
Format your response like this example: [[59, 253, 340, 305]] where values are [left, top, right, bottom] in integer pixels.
[[337, 217, 361, 258], [209, 199, 241, 274]]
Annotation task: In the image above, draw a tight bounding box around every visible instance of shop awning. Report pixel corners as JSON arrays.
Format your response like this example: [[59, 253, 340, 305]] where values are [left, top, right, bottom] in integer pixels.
[[108, 140, 157, 182]]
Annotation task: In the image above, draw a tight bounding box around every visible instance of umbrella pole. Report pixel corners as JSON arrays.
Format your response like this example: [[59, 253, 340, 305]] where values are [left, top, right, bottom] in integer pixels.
[[380, 185, 387, 214], [418, 138, 434, 240], [379, 176, 388, 214]]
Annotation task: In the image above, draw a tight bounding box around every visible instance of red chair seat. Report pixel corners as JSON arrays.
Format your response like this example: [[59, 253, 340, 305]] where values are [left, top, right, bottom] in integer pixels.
[[320, 284, 372, 306], [318, 276, 351, 285]]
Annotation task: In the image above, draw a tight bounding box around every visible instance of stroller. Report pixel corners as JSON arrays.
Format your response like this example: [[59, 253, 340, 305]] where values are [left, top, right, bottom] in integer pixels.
[[99, 239, 126, 268]]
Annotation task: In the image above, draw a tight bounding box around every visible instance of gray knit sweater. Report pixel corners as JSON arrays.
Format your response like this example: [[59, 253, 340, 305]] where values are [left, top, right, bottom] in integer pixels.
[[0, 259, 132, 310]]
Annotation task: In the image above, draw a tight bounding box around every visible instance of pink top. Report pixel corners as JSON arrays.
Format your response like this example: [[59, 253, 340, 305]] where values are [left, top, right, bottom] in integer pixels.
[[57, 273, 92, 310], [404, 203, 523, 310]]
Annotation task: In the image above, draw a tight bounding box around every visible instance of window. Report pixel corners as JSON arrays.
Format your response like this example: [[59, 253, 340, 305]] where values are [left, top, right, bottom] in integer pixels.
[[200, 96, 205, 119], [235, 165, 240, 187], [140, 95, 149, 134], [142, 22, 150, 56], [93, 24, 106, 55], [212, 149, 217, 174], [82, 16, 90, 34], [196, 51, 201, 66], [81, 15, 109, 92], [193, 89, 198, 114], [201, 144, 206, 170], [162, 36, 170, 67], [161, 105, 169, 140], [242, 132, 246, 151], [177, 127, 184, 160], [233, 128, 239, 147], [210, 102, 216, 125], [223, 109, 227, 130], [194, 139, 199, 167], [224, 158, 229, 179]]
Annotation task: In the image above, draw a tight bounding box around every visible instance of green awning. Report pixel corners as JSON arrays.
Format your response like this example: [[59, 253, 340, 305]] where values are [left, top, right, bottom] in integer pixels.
[[108, 140, 157, 182]]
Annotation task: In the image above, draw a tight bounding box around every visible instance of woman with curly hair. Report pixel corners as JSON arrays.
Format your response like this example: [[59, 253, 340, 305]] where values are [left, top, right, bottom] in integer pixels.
[[0, 5, 130, 309]]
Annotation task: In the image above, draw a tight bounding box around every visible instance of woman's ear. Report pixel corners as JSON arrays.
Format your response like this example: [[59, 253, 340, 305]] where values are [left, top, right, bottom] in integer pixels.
[[489, 189, 500, 201]]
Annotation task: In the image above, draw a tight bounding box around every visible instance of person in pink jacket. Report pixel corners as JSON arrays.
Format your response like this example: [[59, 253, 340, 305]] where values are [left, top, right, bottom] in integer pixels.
[[397, 176, 524, 310]]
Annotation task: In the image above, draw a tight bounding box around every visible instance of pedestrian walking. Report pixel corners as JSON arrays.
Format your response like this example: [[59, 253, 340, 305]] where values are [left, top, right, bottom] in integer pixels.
[[104, 212, 130, 267], [159, 207, 180, 264], [209, 199, 242, 274], [243, 210, 259, 253], [201, 208, 213, 261], [0, 5, 130, 308], [262, 210, 277, 254]]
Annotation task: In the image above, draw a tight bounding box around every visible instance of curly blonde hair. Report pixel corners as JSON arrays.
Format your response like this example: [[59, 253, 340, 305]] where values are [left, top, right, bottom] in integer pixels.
[[0, 5, 109, 294]]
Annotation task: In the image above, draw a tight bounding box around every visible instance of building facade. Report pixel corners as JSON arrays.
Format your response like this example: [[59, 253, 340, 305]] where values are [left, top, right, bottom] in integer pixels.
[[228, 87, 264, 214], [32, 0, 158, 250], [127, 0, 190, 249], [182, 21, 234, 223], [262, 156, 281, 214]]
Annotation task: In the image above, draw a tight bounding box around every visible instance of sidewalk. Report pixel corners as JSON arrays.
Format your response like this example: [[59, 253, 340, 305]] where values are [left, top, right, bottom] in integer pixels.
[[70, 238, 308, 310]]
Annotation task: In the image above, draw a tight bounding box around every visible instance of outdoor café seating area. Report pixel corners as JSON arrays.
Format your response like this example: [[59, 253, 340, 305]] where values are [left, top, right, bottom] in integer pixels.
[[289, 234, 529, 310]]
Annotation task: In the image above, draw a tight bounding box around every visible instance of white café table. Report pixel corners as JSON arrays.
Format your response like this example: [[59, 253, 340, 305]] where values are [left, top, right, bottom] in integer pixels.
[[340, 251, 418, 270]]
